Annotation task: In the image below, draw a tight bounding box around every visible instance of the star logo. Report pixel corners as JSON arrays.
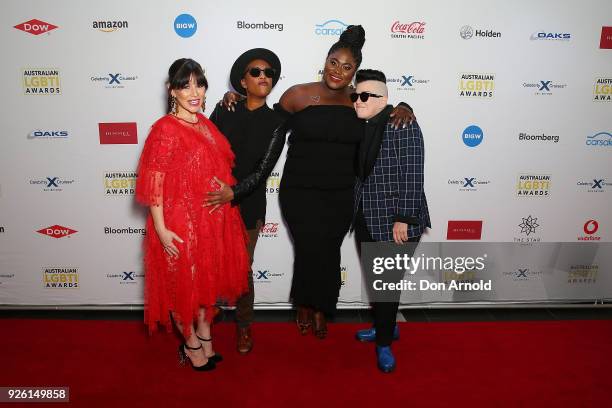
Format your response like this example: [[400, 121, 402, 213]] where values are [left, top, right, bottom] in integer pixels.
[[518, 215, 539, 236]]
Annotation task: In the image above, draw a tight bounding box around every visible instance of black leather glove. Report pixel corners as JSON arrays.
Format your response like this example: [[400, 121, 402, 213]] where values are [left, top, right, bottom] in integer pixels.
[[231, 120, 289, 202]]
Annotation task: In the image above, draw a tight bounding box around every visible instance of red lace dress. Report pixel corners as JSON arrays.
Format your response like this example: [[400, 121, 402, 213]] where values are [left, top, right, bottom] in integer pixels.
[[136, 113, 249, 336]]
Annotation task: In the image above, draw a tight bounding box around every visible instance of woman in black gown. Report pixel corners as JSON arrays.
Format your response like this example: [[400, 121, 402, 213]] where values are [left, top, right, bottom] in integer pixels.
[[210, 25, 414, 339]]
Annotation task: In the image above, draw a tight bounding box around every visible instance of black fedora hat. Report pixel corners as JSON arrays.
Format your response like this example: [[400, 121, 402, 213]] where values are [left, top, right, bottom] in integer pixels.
[[230, 48, 281, 95]]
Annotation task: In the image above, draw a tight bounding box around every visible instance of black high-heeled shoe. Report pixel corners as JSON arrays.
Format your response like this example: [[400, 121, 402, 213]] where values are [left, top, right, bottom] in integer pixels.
[[177, 343, 216, 371], [196, 335, 223, 363]]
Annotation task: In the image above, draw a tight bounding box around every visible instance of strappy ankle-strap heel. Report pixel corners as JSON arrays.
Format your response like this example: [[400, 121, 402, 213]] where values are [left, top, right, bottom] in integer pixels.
[[177, 343, 216, 371], [196, 335, 223, 363]]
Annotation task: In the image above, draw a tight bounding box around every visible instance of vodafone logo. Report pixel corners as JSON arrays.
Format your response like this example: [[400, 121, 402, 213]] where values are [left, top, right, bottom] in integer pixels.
[[14, 19, 58, 35], [583, 220, 599, 235], [37, 225, 77, 239]]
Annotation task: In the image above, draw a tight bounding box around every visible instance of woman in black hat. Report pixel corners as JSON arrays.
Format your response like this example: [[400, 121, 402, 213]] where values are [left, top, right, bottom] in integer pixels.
[[208, 48, 283, 354], [207, 25, 414, 339]]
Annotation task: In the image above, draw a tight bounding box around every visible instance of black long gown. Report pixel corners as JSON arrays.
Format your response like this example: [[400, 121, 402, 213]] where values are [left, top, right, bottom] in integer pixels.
[[279, 105, 364, 315]]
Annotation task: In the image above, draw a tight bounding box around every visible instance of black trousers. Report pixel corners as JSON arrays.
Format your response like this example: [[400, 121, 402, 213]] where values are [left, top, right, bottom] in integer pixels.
[[354, 206, 420, 346]]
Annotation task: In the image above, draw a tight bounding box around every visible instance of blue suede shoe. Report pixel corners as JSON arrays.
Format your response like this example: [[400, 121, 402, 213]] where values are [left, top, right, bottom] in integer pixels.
[[376, 346, 396, 373], [355, 325, 400, 342]]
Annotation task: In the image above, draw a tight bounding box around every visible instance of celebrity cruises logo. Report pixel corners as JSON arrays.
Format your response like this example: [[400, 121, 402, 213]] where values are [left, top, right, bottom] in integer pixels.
[[390, 21, 426, 40]]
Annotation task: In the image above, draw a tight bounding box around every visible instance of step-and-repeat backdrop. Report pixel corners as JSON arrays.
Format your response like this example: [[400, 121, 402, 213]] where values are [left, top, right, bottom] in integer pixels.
[[1, 0, 611, 307]]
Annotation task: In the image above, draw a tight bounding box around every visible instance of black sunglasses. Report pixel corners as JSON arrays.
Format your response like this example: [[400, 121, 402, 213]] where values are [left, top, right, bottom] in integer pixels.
[[246, 67, 276, 79], [350, 92, 383, 103]]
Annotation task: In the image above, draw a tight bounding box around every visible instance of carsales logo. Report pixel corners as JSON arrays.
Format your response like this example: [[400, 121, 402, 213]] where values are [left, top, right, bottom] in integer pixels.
[[14, 19, 58, 35], [37, 224, 77, 239], [390, 21, 425, 40]]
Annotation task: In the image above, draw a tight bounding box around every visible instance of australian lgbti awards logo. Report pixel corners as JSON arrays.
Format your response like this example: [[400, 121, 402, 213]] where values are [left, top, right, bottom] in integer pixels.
[[29, 176, 75, 192], [593, 78, 611, 102], [516, 174, 551, 197], [43, 267, 79, 289], [446, 221, 483, 240], [37, 225, 77, 239], [104, 171, 137, 196], [174, 14, 197, 38], [315, 20, 347, 36], [578, 220, 600, 241], [22, 68, 61, 95], [91, 73, 138, 89], [459, 73, 495, 98], [340, 265, 348, 286], [14, 19, 58, 35], [98, 122, 137, 144], [92, 20, 128, 32], [259, 223, 279, 238], [567, 264, 598, 284], [266, 172, 281, 194], [600, 27, 612, 49], [387, 74, 430, 92], [390, 21, 426, 40], [515, 215, 541, 243]]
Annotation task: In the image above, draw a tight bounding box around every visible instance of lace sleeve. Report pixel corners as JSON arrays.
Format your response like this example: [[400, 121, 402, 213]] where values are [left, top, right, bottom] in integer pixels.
[[135, 123, 178, 206]]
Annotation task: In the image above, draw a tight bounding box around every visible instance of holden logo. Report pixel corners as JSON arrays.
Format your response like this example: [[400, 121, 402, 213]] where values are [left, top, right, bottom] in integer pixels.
[[14, 19, 58, 35], [37, 224, 77, 238], [583, 220, 599, 235]]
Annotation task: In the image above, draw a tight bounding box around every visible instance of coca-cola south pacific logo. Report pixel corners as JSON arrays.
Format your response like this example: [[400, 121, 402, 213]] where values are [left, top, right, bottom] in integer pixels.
[[259, 222, 279, 238], [390, 21, 426, 40]]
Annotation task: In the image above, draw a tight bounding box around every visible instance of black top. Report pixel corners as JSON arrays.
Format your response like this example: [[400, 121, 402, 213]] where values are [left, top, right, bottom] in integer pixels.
[[210, 100, 283, 229], [282, 105, 364, 190]]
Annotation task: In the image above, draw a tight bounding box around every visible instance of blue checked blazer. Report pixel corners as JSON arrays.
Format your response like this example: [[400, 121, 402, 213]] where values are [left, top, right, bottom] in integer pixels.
[[353, 118, 431, 242]]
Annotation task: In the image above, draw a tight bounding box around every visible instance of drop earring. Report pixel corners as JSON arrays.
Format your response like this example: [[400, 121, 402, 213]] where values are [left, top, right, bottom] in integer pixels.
[[171, 96, 177, 114]]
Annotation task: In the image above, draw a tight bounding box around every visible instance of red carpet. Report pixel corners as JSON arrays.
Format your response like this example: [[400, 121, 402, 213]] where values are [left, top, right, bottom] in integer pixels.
[[1, 319, 610, 407]]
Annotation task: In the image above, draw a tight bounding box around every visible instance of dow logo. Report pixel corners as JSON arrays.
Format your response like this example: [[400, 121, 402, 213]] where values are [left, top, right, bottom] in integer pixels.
[[37, 225, 77, 239], [14, 19, 58, 35], [174, 14, 197, 38], [462, 125, 483, 147]]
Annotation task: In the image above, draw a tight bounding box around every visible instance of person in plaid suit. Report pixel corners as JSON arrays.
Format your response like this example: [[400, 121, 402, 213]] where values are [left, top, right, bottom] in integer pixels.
[[351, 69, 431, 373]]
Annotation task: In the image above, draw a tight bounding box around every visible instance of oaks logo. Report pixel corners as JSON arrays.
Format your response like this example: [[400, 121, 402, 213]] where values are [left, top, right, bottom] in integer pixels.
[[14, 19, 58, 35], [37, 224, 77, 238]]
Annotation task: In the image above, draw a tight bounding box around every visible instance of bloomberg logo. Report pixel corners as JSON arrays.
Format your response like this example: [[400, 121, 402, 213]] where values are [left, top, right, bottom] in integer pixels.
[[315, 20, 348, 36], [462, 125, 483, 147], [585, 132, 612, 147], [174, 14, 197, 38], [530, 32, 571, 41]]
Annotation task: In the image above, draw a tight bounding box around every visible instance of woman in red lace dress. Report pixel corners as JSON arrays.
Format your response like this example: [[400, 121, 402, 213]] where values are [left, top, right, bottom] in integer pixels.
[[136, 58, 249, 371]]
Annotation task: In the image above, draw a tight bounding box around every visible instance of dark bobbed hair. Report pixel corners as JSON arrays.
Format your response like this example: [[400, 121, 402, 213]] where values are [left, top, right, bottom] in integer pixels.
[[327, 25, 366, 68], [166, 58, 208, 113], [356, 69, 386, 84]]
